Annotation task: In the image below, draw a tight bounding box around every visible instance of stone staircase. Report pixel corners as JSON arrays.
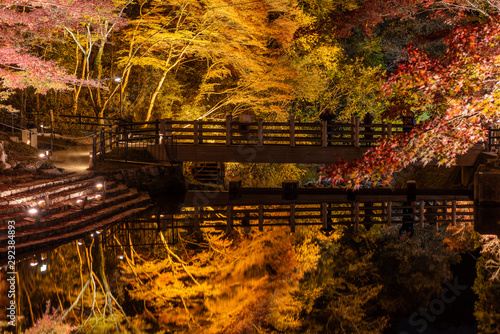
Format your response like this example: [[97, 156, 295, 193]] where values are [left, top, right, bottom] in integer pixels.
[[0, 171, 150, 260]]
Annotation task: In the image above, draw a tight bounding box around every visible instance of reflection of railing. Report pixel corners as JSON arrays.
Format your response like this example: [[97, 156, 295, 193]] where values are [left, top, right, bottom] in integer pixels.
[[100, 197, 473, 250], [103, 216, 178, 250], [147, 200, 474, 233]]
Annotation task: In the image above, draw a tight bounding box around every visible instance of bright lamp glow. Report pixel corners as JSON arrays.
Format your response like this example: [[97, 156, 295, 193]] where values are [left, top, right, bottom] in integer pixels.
[[28, 208, 38, 215], [96, 183, 103, 190], [40, 264, 47, 272], [39, 153, 45, 158]]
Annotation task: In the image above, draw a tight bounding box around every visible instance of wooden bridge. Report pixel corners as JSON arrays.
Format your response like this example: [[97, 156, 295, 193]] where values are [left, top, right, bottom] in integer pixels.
[[92, 116, 491, 165]]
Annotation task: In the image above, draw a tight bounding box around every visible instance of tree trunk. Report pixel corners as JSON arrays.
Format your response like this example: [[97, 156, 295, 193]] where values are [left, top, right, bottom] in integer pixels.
[[145, 67, 169, 122]]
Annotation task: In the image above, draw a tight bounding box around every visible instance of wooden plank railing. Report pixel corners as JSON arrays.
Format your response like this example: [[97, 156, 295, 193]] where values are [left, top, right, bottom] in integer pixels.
[[115, 116, 409, 148], [90, 116, 494, 165]]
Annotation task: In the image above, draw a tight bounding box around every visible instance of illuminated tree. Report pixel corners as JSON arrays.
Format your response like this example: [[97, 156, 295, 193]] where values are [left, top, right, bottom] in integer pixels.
[[321, 8, 500, 188], [0, 1, 122, 103]]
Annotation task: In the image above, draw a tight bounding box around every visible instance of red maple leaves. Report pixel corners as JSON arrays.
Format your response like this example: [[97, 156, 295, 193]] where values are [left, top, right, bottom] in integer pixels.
[[0, 0, 122, 93], [322, 16, 500, 188]]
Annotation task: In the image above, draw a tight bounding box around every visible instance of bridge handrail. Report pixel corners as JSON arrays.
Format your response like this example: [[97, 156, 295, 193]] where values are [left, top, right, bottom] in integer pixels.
[[90, 116, 493, 166]]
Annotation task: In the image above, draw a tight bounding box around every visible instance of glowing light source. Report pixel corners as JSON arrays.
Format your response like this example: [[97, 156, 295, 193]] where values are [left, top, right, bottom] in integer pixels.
[[30, 259, 38, 267], [40, 264, 47, 272], [77, 241, 83, 246], [39, 153, 45, 158], [117, 255, 124, 260], [96, 183, 103, 190], [28, 208, 38, 215], [27, 140, 30, 145]]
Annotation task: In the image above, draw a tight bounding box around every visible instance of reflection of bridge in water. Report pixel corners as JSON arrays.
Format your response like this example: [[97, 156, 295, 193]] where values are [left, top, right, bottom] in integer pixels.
[[104, 183, 478, 248]]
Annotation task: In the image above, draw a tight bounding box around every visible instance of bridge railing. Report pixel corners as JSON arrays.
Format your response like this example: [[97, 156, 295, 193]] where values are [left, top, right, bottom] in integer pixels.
[[114, 116, 408, 147], [487, 127, 500, 151], [92, 125, 177, 165], [60, 114, 118, 133]]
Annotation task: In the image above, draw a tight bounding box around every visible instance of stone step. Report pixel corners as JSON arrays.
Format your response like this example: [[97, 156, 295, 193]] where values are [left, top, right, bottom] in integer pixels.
[[0, 171, 95, 198], [0, 176, 103, 214], [0, 183, 127, 227], [0, 188, 141, 238], [0, 197, 150, 257]]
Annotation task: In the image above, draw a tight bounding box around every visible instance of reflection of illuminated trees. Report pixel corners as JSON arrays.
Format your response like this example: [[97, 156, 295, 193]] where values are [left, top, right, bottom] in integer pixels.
[[473, 236, 500, 334], [119, 227, 301, 332], [20, 238, 132, 332]]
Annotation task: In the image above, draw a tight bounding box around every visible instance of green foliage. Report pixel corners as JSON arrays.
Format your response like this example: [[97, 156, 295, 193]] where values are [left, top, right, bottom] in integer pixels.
[[374, 225, 461, 315], [291, 228, 389, 334], [225, 163, 308, 187]]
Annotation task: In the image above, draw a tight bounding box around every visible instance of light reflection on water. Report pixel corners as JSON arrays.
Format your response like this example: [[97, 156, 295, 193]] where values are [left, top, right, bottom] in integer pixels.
[[0, 193, 481, 334]]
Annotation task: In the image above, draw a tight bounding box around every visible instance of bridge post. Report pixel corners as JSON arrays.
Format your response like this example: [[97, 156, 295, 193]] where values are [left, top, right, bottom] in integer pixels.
[[259, 204, 264, 231], [92, 135, 97, 168], [155, 119, 160, 145], [99, 129, 105, 161], [452, 200, 457, 226], [282, 180, 298, 200], [386, 201, 392, 225], [322, 203, 328, 229], [290, 116, 295, 147], [226, 115, 232, 145], [258, 119, 264, 146], [160, 119, 166, 144], [229, 180, 242, 200], [226, 206, 233, 234], [353, 116, 360, 148], [354, 201, 360, 232], [194, 206, 200, 229], [419, 201, 425, 228], [321, 121, 328, 147], [193, 120, 199, 145], [290, 203, 296, 232]]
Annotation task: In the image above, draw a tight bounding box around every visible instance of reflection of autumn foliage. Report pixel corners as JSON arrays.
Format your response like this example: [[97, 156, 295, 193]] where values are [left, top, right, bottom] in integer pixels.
[[24, 301, 76, 334], [473, 239, 500, 334], [120, 228, 302, 333], [443, 222, 478, 252]]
